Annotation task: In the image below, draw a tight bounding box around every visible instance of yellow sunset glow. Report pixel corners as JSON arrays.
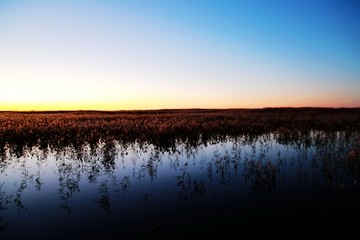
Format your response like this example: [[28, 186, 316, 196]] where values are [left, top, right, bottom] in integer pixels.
[[0, 1, 359, 110]]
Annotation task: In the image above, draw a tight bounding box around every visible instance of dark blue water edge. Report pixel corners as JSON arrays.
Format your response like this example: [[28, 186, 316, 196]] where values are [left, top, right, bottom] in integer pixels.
[[1, 131, 360, 239]]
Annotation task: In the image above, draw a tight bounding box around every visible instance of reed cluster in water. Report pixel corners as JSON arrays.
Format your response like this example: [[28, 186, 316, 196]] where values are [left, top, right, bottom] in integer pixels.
[[1, 108, 360, 235], [1, 108, 359, 151]]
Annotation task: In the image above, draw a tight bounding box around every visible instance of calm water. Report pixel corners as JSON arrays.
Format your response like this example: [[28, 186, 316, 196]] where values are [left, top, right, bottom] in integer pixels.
[[1, 131, 360, 238]]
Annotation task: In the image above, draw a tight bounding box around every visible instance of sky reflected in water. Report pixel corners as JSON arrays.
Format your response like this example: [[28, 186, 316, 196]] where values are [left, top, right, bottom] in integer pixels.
[[1, 131, 360, 238]]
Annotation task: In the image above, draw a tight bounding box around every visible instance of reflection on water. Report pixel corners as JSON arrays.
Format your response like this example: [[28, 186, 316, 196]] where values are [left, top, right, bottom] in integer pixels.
[[1, 131, 360, 238]]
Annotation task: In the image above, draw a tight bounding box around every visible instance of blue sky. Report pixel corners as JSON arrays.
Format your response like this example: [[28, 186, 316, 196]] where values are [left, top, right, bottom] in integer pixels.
[[0, 0, 359, 110]]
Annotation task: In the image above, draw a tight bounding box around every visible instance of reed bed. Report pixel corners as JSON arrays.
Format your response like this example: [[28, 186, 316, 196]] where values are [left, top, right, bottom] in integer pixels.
[[1, 108, 359, 151]]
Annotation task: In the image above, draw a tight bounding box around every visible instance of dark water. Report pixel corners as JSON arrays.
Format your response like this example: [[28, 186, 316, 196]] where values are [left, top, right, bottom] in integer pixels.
[[1, 131, 360, 239]]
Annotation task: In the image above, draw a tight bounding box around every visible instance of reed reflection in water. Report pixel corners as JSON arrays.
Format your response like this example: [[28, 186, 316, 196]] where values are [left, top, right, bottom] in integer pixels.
[[0, 131, 360, 238]]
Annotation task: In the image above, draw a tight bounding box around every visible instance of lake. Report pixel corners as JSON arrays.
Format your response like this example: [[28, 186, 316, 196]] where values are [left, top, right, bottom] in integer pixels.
[[1, 130, 360, 238]]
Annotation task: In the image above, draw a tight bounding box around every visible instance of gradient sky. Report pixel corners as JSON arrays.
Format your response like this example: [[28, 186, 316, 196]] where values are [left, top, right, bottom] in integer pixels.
[[0, 0, 359, 110]]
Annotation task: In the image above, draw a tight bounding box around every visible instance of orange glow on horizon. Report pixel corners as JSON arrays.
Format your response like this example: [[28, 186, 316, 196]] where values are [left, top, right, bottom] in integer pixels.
[[1, 97, 358, 111]]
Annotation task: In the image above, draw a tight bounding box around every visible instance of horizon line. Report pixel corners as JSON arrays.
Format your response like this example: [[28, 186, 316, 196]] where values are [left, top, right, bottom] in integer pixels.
[[1, 106, 360, 113]]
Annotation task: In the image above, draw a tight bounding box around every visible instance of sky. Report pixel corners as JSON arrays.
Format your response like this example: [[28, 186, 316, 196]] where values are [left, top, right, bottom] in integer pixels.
[[0, 0, 359, 110]]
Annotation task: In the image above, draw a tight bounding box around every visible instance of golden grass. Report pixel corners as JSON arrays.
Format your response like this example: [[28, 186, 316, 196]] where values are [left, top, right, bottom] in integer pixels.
[[1, 107, 359, 150]]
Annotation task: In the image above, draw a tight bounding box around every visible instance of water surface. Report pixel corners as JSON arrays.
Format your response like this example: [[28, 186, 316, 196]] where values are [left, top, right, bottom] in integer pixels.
[[1, 131, 360, 238]]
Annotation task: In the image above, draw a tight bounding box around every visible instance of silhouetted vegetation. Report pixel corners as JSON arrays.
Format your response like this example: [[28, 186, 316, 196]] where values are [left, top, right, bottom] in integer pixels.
[[1, 108, 360, 237], [1, 108, 359, 154]]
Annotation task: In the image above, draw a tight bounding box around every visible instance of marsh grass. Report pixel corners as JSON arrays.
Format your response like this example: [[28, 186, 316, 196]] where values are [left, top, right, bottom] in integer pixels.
[[0, 121, 359, 236], [1, 108, 359, 154]]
